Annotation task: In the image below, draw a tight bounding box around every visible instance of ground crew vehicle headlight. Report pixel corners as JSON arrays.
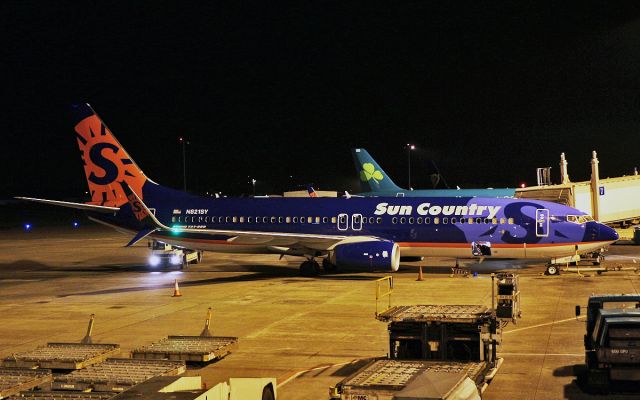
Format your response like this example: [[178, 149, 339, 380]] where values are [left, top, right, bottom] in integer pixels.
[[170, 254, 182, 265], [149, 255, 161, 267]]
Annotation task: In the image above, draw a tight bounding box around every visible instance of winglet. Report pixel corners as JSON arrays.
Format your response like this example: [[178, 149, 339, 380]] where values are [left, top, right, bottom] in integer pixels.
[[351, 148, 403, 193]]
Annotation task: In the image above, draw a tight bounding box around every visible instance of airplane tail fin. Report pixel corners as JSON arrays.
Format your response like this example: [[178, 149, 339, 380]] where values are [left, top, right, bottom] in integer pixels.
[[72, 103, 150, 208], [307, 186, 318, 198], [351, 148, 403, 193]]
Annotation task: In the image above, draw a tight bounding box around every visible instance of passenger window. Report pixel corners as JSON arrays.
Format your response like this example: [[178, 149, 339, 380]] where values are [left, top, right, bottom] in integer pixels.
[[369, 217, 375, 224], [248, 217, 253, 223], [508, 217, 514, 224], [271, 217, 276, 223], [239, 217, 245, 223], [205, 217, 209, 222], [492, 218, 498, 224], [483, 218, 489, 224], [199, 217, 203, 222], [322, 217, 328, 223], [315, 217, 320, 224], [442, 217, 448, 224], [376, 217, 382, 224], [417, 217, 423, 224], [459, 218, 465, 224], [286, 217, 291, 223], [307, 217, 313, 224], [500, 218, 506, 224], [434, 217, 440, 225], [476, 218, 482, 224], [263, 217, 269, 223], [400, 217, 406, 224], [172, 216, 177, 223], [392, 217, 398, 224], [300, 217, 305, 224], [232, 217, 237, 223], [278, 217, 283, 223], [425, 217, 431, 224], [293, 217, 299, 223], [225, 216, 230, 223], [451, 217, 456, 224], [331, 217, 337, 223], [408, 217, 414, 224]]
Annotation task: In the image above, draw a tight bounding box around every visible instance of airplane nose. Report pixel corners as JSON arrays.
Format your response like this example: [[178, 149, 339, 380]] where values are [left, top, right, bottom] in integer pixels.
[[597, 223, 619, 242]]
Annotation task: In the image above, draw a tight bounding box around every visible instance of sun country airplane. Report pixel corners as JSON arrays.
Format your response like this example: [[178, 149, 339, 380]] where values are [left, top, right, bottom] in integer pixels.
[[352, 148, 516, 198], [17, 104, 618, 276]]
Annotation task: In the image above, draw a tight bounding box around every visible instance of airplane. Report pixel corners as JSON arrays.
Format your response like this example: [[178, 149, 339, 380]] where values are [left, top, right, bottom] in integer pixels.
[[352, 148, 516, 198], [17, 104, 618, 277]]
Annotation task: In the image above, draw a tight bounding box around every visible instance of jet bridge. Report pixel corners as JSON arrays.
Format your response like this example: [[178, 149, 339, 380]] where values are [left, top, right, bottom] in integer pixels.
[[517, 151, 640, 226]]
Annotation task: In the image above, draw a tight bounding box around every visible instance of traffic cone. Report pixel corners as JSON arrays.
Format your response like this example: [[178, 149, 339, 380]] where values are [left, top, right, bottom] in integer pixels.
[[172, 279, 182, 297], [417, 266, 424, 281]]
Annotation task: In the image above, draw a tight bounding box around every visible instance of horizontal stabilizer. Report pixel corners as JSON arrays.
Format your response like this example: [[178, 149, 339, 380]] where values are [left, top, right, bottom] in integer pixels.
[[125, 228, 158, 247], [15, 197, 119, 213]]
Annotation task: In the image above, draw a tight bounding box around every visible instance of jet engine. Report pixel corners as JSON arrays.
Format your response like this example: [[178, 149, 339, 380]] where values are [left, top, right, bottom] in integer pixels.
[[329, 240, 400, 271]]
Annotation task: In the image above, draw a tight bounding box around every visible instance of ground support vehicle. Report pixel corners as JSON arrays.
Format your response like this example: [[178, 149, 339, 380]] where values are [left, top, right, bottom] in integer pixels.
[[576, 294, 640, 392]]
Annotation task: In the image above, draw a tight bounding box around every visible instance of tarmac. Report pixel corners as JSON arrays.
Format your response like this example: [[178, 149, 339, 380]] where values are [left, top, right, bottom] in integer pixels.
[[1, 225, 640, 400]]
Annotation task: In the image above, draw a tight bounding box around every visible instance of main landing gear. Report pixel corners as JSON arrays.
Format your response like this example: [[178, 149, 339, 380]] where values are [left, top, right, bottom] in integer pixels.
[[299, 257, 338, 276]]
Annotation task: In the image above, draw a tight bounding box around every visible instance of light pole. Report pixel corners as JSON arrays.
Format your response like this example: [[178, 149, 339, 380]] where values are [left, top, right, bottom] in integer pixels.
[[248, 176, 256, 196], [178, 137, 189, 191], [406, 144, 415, 189]]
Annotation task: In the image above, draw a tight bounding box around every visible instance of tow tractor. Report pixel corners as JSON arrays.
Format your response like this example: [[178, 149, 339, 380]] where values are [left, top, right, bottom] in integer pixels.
[[147, 240, 203, 269], [545, 250, 605, 276]]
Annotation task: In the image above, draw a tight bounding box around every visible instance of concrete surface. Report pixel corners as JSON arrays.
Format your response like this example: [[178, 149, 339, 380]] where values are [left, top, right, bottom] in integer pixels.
[[1, 225, 640, 399]]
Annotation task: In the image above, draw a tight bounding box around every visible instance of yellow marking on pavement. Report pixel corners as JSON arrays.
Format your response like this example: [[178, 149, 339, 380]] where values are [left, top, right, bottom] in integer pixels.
[[504, 315, 584, 335]]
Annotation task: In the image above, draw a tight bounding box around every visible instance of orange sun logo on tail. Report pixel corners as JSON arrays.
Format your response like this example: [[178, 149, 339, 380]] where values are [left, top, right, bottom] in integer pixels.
[[75, 114, 147, 207]]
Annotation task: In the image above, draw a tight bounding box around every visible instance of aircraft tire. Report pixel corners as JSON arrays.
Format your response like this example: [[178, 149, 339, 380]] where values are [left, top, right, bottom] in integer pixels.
[[322, 258, 338, 273], [196, 251, 204, 264], [545, 265, 559, 276], [300, 260, 319, 277]]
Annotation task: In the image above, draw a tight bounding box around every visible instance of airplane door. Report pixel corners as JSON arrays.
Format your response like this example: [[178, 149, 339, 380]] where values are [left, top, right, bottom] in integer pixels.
[[535, 209, 549, 237], [352, 214, 363, 231], [337, 213, 349, 231]]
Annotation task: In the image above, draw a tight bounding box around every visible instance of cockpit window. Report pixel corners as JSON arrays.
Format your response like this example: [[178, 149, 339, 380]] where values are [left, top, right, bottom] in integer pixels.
[[566, 215, 593, 224]]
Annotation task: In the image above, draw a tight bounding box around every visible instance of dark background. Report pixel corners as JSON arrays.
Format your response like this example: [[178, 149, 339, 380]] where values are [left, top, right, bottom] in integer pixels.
[[4, 1, 640, 201]]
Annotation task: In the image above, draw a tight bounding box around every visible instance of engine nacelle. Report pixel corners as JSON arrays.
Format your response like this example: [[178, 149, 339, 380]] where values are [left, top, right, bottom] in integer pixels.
[[329, 240, 400, 271]]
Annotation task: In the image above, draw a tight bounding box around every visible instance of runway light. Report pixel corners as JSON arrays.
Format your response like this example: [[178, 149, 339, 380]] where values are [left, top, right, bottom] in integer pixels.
[[24, 223, 32, 231], [149, 255, 161, 267], [170, 254, 182, 265]]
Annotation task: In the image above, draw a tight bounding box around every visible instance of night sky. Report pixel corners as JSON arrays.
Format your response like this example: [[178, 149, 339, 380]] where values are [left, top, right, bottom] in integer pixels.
[[4, 2, 640, 200]]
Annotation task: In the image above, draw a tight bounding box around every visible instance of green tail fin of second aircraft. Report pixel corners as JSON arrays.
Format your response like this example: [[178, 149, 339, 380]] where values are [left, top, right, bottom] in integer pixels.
[[351, 148, 403, 193]]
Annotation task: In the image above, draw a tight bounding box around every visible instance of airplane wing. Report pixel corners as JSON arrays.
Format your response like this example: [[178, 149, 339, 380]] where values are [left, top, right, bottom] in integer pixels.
[[15, 197, 120, 213], [121, 182, 381, 251]]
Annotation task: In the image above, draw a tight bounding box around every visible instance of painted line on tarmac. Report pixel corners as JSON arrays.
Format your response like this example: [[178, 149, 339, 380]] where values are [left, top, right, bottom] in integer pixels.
[[504, 315, 584, 335], [277, 360, 357, 388], [499, 352, 582, 357]]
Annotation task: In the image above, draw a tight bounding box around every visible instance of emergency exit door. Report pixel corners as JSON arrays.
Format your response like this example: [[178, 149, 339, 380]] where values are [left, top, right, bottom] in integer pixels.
[[535, 209, 549, 237]]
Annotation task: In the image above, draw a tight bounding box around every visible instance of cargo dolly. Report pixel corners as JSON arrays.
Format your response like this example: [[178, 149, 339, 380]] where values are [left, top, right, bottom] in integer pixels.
[[0, 368, 52, 400], [331, 277, 505, 400], [3, 315, 119, 370], [51, 359, 185, 392], [130, 308, 238, 363]]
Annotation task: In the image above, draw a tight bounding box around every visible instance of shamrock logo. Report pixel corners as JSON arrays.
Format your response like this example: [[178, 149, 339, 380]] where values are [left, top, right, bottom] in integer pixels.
[[360, 163, 384, 183]]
